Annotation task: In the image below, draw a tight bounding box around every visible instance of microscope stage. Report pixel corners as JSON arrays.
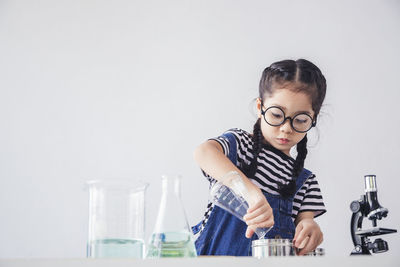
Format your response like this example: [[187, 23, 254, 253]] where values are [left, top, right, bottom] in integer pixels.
[[355, 227, 397, 237]]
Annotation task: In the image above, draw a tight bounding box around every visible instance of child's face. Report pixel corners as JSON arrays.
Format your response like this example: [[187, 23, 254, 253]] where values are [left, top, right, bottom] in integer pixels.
[[256, 88, 314, 156]]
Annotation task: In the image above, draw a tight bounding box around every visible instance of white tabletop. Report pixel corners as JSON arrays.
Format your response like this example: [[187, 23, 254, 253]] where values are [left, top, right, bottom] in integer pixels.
[[0, 256, 399, 267]]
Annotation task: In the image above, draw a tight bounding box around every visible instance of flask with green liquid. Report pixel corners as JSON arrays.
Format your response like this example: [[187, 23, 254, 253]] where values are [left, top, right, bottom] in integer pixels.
[[147, 175, 197, 258]]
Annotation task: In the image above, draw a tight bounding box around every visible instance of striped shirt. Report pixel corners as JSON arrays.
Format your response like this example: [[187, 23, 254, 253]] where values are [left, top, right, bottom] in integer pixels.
[[199, 128, 326, 231]]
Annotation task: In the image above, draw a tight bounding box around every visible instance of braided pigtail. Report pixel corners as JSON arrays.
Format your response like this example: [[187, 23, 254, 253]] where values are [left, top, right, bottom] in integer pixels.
[[293, 135, 308, 178], [279, 135, 308, 199], [242, 118, 263, 178]]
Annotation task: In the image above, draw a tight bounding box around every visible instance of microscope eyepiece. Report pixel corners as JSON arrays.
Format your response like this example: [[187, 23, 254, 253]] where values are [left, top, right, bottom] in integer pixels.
[[364, 175, 377, 193], [363, 175, 388, 221]]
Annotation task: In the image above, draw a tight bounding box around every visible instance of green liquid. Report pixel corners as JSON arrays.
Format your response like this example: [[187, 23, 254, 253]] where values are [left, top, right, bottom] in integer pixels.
[[147, 232, 197, 258], [87, 238, 144, 258]]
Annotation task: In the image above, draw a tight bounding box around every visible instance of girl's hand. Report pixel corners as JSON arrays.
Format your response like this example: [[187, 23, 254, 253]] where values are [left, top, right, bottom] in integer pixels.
[[293, 217, 323, 255], [242, 186, 274, 238]]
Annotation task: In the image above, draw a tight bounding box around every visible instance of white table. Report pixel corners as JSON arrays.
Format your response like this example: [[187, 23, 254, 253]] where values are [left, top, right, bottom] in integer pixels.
[[0, 256, 399, 267]]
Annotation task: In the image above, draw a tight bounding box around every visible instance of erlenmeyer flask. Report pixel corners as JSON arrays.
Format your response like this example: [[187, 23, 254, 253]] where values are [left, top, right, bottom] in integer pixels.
[[147, 175, 197, 258]]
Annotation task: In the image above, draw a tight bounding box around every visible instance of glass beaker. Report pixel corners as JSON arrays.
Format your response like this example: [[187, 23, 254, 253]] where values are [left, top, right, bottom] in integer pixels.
[[209, 171, 272, 239], [147, 175, 197, 258], [86, 180, 148, 258]]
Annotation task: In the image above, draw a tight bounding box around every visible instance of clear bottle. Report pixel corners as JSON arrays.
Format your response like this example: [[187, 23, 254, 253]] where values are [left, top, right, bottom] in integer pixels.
[[147, 175, 197, 258], [209, 171, 272, 239]]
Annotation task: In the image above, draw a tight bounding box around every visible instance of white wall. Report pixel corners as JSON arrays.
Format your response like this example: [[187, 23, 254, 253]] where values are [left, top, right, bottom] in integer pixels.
[[0, 0, 399, 260]]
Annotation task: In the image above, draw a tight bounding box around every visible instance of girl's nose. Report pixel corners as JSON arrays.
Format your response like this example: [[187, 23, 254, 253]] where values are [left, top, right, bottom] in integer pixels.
[[280, 119, 293, 133]]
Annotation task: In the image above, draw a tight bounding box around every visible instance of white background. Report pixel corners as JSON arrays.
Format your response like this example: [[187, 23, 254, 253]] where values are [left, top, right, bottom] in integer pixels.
[[0, 0, 399, 260]]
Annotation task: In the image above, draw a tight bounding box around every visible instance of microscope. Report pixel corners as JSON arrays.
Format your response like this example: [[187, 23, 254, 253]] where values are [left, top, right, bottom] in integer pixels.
[[350, 175, 397, 255]]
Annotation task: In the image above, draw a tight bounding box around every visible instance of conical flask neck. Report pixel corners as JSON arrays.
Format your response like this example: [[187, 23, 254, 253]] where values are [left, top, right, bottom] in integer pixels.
[[161, 175, 181, 197], [152, 175, 189, 233]]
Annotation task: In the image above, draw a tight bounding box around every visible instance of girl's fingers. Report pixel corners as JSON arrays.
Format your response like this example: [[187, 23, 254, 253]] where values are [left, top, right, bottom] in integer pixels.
[[245, 226, 255, 239], [243, 208, 261, 221], [317, 233, 324, 246], [294, 228, 310, 248], [246, 201, 264, 214], [293, 223, 304, 242], [244, 201, 272, 220], [244, 208, 272, 224], [299, 234, 318, 256], [250, 218, 274, 229], [297, 236, 310, 249], [297, 231, 323, 256]]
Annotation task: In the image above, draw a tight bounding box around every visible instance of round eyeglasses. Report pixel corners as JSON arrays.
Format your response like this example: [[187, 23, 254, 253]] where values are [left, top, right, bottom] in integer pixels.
[[260, 105, 316, 133]]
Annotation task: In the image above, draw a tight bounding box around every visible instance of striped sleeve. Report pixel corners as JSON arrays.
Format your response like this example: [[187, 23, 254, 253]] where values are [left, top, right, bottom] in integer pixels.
[[200, 131, 234, 183], [292, 173, 326, 220], [297, 174, 326, 218]]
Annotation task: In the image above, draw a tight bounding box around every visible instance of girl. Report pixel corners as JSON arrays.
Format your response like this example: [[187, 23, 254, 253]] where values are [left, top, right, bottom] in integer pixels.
[[192, 59, 327, 256]]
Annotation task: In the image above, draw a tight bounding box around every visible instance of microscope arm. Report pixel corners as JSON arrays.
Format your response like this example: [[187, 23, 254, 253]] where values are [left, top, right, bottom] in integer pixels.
[[350, 207, 363, 247]]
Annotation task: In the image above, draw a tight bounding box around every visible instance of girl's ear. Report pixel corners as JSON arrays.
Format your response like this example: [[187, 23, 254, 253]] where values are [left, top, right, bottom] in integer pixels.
[[256, 97, 262, 118]]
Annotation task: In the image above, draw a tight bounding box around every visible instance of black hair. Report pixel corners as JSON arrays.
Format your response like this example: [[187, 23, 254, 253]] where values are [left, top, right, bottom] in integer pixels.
[[243, 59, 327, 199]]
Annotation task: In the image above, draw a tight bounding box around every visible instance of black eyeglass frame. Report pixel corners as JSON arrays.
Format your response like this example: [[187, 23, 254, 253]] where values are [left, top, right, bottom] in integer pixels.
[[260, 104, 316, 133]]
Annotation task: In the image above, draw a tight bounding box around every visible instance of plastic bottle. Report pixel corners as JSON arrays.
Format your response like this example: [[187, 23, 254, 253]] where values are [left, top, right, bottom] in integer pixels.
[[209, 171, 271, 239]]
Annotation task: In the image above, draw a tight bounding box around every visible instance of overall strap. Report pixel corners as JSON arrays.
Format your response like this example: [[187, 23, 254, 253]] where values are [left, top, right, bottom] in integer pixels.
[[221, 132, 237, 165], [295, 168, 312, 194]]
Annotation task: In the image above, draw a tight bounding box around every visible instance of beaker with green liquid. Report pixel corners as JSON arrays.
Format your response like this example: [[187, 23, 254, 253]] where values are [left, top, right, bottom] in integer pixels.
[[86, 180, 148, 258], [147, 175, 197, 258]]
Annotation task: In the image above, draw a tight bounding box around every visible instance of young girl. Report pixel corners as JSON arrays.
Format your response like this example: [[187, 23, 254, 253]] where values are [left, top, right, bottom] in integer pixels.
[[192, 59, 327, 256]]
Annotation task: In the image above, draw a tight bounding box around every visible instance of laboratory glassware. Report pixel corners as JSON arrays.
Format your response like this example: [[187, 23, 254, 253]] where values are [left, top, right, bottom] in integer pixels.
[[147, 175, 197, 258], [86, 179, 148, 258]]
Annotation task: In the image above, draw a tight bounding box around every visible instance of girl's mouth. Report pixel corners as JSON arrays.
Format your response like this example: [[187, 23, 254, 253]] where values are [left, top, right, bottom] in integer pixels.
[[277, 138, 289, 144]]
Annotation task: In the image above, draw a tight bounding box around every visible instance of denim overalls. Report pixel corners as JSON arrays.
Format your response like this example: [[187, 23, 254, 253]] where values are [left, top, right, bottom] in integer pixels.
[[192, 133, 311, 256]]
